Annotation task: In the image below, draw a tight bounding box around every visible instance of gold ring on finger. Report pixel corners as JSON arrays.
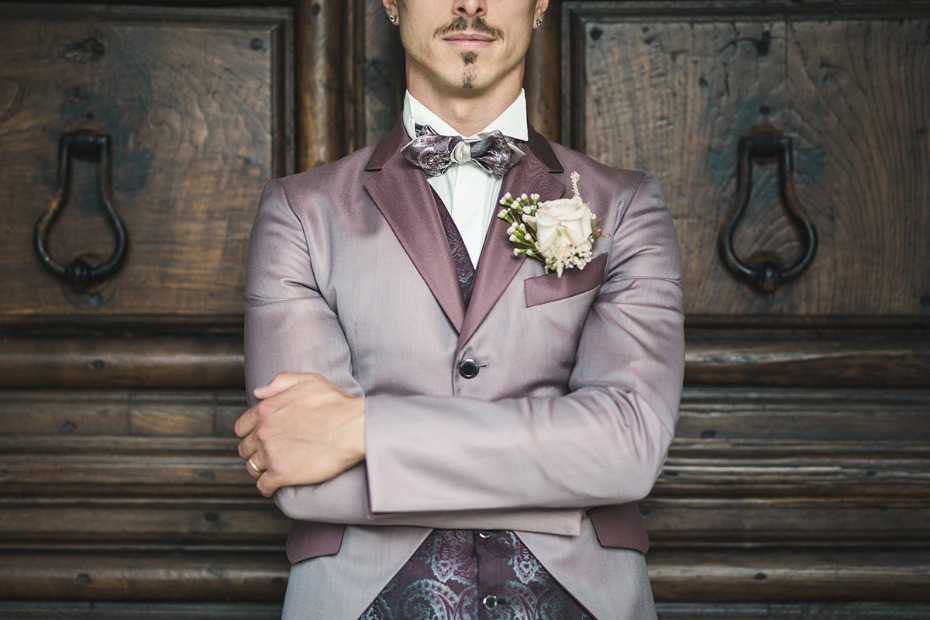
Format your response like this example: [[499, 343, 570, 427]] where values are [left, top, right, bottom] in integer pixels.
[[247, 456, 265, 475]]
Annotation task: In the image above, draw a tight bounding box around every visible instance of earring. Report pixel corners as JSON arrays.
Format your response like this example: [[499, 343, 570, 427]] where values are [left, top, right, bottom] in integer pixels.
[[535, 18, 543, 27], [388, 14, 397, 23]]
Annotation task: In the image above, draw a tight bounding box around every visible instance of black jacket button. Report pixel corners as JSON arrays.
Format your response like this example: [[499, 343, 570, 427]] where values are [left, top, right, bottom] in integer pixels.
[[458, 359, 480, 379]]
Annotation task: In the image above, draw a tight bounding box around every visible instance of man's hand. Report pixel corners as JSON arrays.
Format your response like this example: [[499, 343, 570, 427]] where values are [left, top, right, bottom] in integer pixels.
[[235, 372, 366, 497]]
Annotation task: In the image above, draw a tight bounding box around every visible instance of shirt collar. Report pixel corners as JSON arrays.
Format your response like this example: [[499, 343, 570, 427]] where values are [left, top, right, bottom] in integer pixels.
[[402, 90, 529, 141]]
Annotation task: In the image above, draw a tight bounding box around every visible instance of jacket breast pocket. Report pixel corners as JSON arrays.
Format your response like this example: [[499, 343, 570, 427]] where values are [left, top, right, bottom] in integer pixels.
[[524, 252, 608, 307]]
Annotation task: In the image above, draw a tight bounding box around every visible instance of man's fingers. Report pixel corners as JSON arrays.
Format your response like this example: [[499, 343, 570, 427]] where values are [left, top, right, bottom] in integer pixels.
[[234, 405, 257, 439], [245, 453, 266, 479], [235, 379, 298, 439], [238, 431, 258, 460], [254, 371, 315, 400], [257, 469, 283, 497]]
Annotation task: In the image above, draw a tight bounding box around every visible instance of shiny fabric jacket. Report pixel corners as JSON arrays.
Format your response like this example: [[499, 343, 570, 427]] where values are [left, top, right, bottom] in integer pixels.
[[244, 122, 685, 618]]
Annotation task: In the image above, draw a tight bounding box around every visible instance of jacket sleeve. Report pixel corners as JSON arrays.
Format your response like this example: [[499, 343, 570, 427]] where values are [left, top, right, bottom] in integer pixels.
[[245, 179, 585, 534], [362, 172, 685, 513]]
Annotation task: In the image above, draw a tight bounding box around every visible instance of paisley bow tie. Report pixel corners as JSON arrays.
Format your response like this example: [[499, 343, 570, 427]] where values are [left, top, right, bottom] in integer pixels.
[[401, 124, 523, 177]]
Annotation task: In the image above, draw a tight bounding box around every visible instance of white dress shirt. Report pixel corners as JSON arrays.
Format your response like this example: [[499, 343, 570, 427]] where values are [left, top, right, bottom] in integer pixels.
[[402, 90, 529, 267]]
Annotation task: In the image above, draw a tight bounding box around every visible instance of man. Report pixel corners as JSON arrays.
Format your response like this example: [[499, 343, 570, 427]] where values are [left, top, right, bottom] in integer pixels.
[[235, 0, 684, 617]]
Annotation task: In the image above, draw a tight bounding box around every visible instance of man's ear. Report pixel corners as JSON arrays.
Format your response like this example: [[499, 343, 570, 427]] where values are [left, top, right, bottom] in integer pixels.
[[535, 0, 550, 18], [382, 0, 397, 13]]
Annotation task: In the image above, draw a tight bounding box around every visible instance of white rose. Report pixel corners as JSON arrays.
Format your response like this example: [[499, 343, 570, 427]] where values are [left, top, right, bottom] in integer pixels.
[[525, 194, 594, 260]]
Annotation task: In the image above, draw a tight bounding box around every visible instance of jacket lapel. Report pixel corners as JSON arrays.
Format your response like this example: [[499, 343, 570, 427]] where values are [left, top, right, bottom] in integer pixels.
[[364, 122, 466, 331], [458, 127, 566, 348]]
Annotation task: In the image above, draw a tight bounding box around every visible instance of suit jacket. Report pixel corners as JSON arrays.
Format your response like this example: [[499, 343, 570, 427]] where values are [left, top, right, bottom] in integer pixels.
[[244, 122, 685, 618]]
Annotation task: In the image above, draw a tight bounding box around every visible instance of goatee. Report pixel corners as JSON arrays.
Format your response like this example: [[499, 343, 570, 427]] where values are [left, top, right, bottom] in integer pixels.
[[461, 52, 477, 88]]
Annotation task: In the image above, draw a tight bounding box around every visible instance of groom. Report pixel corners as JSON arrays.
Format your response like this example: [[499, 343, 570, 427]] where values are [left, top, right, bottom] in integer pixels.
[[235, 0, 685, 617]]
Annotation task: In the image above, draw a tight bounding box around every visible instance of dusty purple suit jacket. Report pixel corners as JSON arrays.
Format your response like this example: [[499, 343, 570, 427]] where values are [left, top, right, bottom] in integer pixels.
[[244, 122, 685, 617]]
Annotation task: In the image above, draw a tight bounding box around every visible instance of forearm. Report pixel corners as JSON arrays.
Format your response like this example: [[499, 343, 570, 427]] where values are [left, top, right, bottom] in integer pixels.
[[365, 282, 683, 514], [273, 464, 584, 535]]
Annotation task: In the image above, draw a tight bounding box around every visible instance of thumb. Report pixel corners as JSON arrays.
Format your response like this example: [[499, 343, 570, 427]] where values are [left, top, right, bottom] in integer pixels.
[[254, 372, 311, 399]]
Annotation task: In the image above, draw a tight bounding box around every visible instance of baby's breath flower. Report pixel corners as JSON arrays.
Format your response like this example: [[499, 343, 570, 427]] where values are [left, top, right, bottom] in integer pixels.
[[496, 172, 608, 278]]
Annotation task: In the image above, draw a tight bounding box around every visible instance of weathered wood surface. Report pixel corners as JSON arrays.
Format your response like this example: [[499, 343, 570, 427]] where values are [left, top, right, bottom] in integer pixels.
[[649, 548, 930, 601], [566, 1, 930, 318], [525, 0, 562, 142], [2, 329, 925, 388], [0, 336, 243, 388], [296, 0, 342, 169], [1, 386, 926, 605], [0, 4, 289, 322], [1, 0, 928, 617], [684, 329, 930, 387], [3, 600, 930, 620], [0, 602, 283, 620], [656, 602, 930, 619], [0, 550, 288, 600]]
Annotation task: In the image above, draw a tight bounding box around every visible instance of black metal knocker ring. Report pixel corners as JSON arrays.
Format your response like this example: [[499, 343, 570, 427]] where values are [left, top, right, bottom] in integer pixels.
[[33, 129, 129, 291], [719, 125, 818, 295]]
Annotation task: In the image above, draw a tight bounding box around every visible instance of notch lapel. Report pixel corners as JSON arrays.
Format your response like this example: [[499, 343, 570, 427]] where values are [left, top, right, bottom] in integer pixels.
[[458, 129, 567, 348], [364, 123, 466, 331]]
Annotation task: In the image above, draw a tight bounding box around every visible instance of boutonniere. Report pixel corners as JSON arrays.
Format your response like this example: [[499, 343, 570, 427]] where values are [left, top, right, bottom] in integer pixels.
[[497, 172, 608, 277]]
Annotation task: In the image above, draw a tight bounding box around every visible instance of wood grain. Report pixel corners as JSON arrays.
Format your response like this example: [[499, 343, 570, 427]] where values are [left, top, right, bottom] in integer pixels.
[[648, 548, 930, 601], [0, 5, 289, 322], [296, 0, 345, 169], [0, 337, 243, 388], [685, 329, 930, 387], [525, 0, 561, 142], [0, 550, 288, 600], [0, 602, 283, 620], [1, 0, 928, 615], [655, 602, 930, 619], [565, 2, 930, 319]]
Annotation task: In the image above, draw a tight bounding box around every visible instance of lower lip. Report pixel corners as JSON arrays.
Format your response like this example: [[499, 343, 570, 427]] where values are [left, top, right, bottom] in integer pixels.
[[444, 38, 494, 50]]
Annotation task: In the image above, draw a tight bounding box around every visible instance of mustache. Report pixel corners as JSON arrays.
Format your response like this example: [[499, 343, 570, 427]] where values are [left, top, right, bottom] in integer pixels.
[[435, 16, 504, 40]]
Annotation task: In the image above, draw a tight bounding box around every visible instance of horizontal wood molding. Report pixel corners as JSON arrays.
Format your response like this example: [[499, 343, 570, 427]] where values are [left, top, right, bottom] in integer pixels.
[[2, 548, 928, 604], [649, 549, 930, 602], [4, 601, 929, 619], [685, 331, 930, 387], [3, 329, 926, 388], [2, 387, 925, 540], [0, 601, 283, 620], [0, 339, 243, 389], [0, 499, 289, 546], [0, 550, 288, 601], [654, 602, 930, 619], [643, 496, 930, 545]]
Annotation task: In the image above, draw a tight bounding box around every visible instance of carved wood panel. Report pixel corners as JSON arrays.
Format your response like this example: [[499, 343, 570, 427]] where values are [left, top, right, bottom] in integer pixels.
[[0, 4, 291, 323], [565, 1, 930, 319], [564, 2, 930, 617], [0, 2, 294, 616]]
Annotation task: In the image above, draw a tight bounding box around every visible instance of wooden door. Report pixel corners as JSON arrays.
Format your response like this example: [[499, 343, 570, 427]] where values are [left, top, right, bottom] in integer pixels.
[[0, 2, 294, 617], [1, 1, 928, 618], [555, 1, 930, 617]]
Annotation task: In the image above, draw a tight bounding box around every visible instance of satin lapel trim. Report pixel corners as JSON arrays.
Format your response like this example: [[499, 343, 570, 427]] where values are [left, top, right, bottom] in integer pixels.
[[364, 131, 466, 332], [458, 149, 567, 348]]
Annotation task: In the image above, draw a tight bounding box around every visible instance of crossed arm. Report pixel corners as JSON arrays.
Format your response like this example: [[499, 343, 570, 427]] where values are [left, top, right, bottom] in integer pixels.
[[234, 172, 684, 533]]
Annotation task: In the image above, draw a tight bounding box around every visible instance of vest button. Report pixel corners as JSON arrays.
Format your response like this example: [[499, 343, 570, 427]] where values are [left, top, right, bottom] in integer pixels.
[[458, 358, 480, 379], [482, 594, 500, 610]]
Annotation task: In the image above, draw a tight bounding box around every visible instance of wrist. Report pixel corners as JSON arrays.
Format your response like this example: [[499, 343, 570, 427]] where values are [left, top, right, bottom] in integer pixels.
[[349, 398, 366, 463]]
